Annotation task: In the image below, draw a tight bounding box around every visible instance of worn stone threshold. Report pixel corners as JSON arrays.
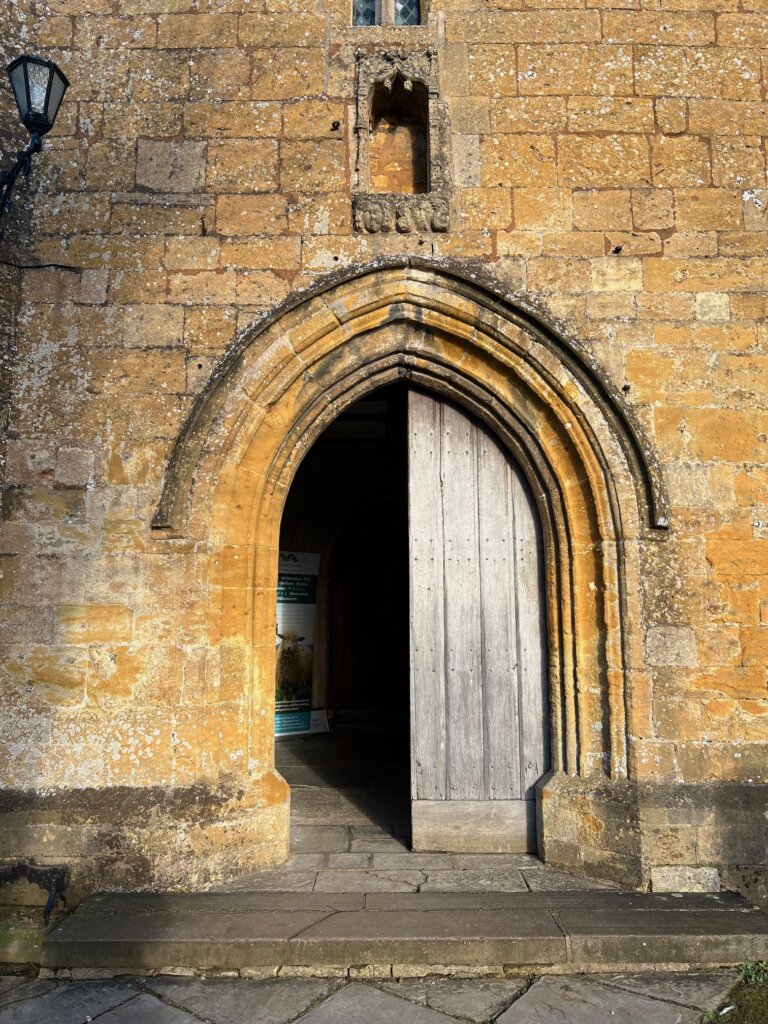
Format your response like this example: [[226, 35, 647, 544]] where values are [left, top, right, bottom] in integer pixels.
[[43, 890, 768, 973]]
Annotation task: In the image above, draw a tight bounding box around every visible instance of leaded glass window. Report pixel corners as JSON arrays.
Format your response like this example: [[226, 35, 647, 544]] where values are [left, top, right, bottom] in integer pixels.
[[394, 0, 420, 25], [353, 0, 421, 26], [353, 0, 377, 26]]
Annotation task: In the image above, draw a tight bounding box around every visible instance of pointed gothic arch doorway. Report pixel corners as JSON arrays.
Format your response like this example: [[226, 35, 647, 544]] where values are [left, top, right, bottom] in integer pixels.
[[153, 258, 668, 887], [276, 380, 550, 853]]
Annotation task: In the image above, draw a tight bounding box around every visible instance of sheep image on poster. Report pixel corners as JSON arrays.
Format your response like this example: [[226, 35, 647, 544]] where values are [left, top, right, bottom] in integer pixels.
[[275, 551, 319, 737], [276, 631, 313, 703]]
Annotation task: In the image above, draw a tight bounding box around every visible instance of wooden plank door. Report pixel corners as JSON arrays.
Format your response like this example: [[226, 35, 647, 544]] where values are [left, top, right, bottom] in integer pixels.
[[408, 390, 549, 852]]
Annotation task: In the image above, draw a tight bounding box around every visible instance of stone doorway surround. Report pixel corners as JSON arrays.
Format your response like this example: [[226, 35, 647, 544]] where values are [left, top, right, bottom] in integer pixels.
[[141, 257, 671, 896]]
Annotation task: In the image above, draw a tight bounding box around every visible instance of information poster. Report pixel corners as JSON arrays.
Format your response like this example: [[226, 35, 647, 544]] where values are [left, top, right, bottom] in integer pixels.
[[275, 551, 319, 737]]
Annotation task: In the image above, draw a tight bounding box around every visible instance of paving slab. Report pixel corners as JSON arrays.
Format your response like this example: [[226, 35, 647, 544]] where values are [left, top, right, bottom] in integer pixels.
[[327, 853, 371, 868], [379, 977, 528, 1021], [290, 826, 349, 854], [0, 982, 56, 1012], [142, 977, 337, 1024], [371, 853, 457, 870], [450, 854, 542, 869], [350, 825, 403, 839], [497, 976, 701, 1024], [314, 870, 424, 893], [521, 869, 616, 891], [349, 837, 409, 853], [289, 909, 565, 965], [210, 870, 318, 893], [43, 910, 334, 969], [298, 983, 458, 1023], [597, 970, 740, 1011], [290, 788, 407, 827], [420, 869, 527, 893], [97, 993, 199, 1023], [363, 890, 755, 912], [558, 907, 768, 963], [282, 854, 328, 869], [75, 893, 364, 914], [0, 980, 137, 1024], [0, 984, 26, 1001]]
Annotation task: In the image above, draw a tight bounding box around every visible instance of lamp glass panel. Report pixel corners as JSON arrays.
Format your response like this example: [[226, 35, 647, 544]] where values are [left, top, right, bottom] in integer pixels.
[[8, 61, 28, 119], [27, 61, 50, 115], [46, 70, 67, 123]]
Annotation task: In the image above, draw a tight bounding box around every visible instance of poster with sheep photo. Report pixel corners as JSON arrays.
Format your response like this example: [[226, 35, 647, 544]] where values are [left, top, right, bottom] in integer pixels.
[[275, 551, 319, 737]]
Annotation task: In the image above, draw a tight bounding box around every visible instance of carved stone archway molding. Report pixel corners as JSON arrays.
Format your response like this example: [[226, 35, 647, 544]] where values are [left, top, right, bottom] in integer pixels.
[[151, 258, 669, 888]]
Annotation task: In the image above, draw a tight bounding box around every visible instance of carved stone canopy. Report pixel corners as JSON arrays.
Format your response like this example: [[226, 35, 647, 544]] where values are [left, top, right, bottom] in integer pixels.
[[354, 49, 452, 234]]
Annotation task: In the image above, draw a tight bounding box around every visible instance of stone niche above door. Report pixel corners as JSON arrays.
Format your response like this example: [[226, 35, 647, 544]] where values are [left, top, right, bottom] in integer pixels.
[[353, 49, 452, 234]]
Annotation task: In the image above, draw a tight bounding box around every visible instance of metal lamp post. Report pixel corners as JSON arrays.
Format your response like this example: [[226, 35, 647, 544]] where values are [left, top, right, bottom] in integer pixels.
[[0, 55, 69, 232]]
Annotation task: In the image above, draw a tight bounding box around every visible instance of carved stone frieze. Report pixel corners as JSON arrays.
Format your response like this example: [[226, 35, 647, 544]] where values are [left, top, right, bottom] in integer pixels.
[[354, 49, 452, 233], [353, 192, 449, 234]]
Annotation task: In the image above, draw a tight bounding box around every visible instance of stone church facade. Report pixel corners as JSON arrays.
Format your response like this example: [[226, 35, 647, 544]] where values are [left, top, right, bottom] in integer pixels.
[[1, 0, 767, 915]]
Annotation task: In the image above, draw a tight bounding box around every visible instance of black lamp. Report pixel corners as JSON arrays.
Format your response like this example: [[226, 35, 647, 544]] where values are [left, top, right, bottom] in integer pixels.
[[1, 55, 70, 233]]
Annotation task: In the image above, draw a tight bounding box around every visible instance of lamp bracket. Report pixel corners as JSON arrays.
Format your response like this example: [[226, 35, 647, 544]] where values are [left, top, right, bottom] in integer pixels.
[[0, 132, 42, 238]]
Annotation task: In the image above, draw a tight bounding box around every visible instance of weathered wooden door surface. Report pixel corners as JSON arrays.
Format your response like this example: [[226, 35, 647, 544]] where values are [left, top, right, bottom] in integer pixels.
[[408, 390, 549, 852]]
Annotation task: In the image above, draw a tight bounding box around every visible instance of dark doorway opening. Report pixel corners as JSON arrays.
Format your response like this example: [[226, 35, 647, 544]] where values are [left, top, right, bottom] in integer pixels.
[[277, 382, 411, 838]]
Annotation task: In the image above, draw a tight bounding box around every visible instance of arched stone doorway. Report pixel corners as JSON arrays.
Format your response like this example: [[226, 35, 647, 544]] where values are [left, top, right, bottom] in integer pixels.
[[154, 258, 668, 886], [275, 379, 551, 853]]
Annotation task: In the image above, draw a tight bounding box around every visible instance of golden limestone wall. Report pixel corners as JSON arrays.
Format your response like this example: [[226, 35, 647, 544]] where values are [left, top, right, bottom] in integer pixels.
[[0, 0, 766, 905]]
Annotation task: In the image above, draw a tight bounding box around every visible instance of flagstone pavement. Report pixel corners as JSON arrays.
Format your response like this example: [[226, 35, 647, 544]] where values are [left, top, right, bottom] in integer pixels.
[[0, 969, 740, 1023]]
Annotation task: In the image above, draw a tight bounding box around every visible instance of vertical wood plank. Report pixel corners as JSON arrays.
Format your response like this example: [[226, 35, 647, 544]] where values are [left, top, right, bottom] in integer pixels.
[[510, 462, 549, 798], [441, 401, 484, 800], [476, 421, 522, 800], [408, 390, 446, 800]]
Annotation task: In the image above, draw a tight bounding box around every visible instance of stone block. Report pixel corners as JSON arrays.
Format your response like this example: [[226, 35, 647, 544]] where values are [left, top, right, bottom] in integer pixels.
[[567, 97, 654, 133], [712, 136, 765, 189], [518, 44, 633, 96], [168, 272, 237, 306], [183, 102, 281, 140], [651, 866, 721, 893], [467, 47, 518, 97], [80, 269, 108, 305], [283, 100, 346, 139], [480, 135, 556, 187], [591, 257, 643, 293], [460, 189, 512, 231], [652, 136, 711, 188], [55, 449, 95, 489], [655, 97, 688, 135], [206, 140, 279, 192], [718, 13, 768, 47], [514, 188, 571, 231], [558, 135, 651, 188], [602, 12, 715, 45], [250, 48, 326, 101], [56, 604, 134, 644], [156, 13, 237, 48], [280, 140, 347, 194], [136, 141, 206, 194], [446, 11, 601, 45], [635, 47, 761, 102]]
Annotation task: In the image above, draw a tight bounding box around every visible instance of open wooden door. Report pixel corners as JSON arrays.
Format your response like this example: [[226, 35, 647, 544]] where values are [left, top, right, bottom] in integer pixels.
[[408, 390, 549, 852]]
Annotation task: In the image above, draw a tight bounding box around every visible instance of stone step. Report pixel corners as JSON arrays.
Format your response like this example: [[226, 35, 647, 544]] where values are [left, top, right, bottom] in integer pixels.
[[43, 890, 768, 973]]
